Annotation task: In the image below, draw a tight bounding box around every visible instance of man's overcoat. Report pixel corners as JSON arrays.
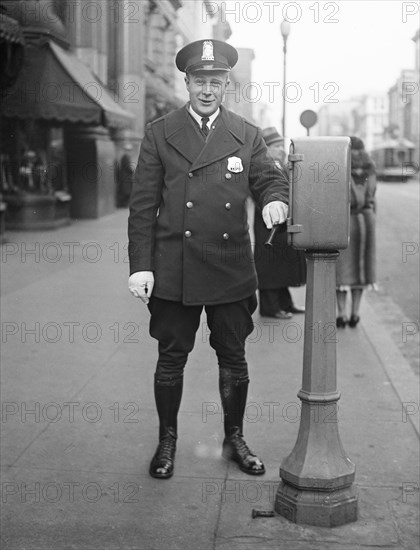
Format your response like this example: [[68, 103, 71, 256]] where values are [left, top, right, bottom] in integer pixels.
[[128, 105, 289, 305]]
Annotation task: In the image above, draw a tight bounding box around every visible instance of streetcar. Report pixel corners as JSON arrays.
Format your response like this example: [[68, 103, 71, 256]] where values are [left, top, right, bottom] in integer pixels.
[[370, 138, 417, 182]]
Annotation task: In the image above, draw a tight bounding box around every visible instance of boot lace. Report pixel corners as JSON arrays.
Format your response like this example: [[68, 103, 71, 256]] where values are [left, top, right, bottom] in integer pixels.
[[158, 434, 176, 464], [230, 434, 255, 458]]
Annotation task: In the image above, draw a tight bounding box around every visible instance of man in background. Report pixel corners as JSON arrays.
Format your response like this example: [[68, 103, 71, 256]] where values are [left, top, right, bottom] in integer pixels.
[[253, 127, 306, 319]]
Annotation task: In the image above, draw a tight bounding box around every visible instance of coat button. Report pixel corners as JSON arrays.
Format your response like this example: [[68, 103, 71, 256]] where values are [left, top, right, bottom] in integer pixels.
[[222, 233, 229, 240], [225, 173, 232, 180], [186, 201, 193, 208], [185, 231, 192, 238], [188, 172, 193, 178], [225, 202, 231, 210]]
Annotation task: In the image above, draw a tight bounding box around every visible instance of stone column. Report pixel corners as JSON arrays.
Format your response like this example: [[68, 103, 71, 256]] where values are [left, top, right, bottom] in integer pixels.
[[111, 0, 145, 148], [71, 0, 95, 69], [65, 125, 116, 218]]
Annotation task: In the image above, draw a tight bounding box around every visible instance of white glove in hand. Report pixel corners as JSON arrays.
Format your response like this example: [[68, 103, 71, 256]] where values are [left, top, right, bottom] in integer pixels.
[[262, 201, 288, 229], [128, 271, 154, 304]]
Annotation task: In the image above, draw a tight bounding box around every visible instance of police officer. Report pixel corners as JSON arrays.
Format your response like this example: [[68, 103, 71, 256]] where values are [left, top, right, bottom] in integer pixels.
[[128, 39, 289, 479]]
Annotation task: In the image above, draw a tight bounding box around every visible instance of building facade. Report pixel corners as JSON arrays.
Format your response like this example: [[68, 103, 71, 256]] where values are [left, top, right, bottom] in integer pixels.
[[315, 93, 390, 154], [388, 70, 418, 142], [355, 94, 389, 152], [225, 47, 256, 123], [316, 27, 419, 167], [388, 29, 419, 163], [0, 0, 229, 230], [315, 99, 360, 139], [1, 0, 138, 227]]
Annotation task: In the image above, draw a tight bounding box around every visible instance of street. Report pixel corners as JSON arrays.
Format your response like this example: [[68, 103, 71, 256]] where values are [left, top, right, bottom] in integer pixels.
[[376, 179, 419, 323], [367, 178, 420, 374]]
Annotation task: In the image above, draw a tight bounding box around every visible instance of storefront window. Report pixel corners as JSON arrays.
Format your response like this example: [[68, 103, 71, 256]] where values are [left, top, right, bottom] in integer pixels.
[[0, 119, 68, 195]]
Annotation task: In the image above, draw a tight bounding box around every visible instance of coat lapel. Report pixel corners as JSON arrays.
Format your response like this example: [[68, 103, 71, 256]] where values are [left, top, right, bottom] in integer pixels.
[[165, 106, 204, 164], [190, 107, 245, 171]]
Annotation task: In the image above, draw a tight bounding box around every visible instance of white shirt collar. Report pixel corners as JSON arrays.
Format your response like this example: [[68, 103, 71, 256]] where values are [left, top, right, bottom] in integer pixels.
[[188, 105, 220, 131]]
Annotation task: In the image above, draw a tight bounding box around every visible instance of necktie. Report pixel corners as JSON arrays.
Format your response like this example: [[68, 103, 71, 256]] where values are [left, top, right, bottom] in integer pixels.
[[201, 117, 210, 136]]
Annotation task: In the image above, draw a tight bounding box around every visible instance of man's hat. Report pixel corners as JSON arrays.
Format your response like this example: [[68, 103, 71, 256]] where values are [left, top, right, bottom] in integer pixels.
[[176, 39, 238, 73], [262, 127, 284, 147]]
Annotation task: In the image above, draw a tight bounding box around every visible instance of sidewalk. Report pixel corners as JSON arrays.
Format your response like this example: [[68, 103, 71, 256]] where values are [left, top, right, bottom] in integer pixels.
[[1, 209, 419, 550]]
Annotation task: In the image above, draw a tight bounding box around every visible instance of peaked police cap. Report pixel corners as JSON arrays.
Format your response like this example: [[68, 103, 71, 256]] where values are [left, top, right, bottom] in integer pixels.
[[176, 39, 238, 73]]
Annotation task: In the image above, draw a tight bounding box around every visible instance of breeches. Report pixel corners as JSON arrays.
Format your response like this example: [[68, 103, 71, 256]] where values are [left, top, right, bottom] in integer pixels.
[[148, 295, 258, 379]]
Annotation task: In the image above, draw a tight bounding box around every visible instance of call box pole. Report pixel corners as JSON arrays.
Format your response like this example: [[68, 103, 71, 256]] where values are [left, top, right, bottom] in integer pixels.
[[274, 137, 358, 527]]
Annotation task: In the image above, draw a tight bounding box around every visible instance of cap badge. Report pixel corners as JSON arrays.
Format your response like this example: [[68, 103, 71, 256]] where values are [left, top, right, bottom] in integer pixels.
[[201, 40, 215, 61]]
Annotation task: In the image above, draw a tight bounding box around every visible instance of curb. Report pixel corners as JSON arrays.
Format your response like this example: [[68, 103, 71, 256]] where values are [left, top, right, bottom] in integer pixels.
[[362, 297, 420, 437]]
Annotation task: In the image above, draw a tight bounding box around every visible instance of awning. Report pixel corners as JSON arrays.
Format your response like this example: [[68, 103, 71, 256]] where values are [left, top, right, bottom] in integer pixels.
[[0, 12, 24, 45], [1, 40, 134, 129]]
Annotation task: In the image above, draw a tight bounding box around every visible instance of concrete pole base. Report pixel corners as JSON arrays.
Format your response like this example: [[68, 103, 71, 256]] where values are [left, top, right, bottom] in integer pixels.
[[275, 480, 358, 527]]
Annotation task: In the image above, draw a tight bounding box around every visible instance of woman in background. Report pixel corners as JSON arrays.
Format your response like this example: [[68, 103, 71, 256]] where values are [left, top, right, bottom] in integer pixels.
[[336, 136, 377, 327]]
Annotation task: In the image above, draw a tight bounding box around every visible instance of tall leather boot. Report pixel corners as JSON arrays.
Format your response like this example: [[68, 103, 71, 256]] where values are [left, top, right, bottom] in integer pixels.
[[149, 375, 183, 479], [219, 373, 265, 475]]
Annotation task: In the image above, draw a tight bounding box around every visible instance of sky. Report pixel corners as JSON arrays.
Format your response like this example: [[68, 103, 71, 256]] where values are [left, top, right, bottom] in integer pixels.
[[221, 0, 419, 136]]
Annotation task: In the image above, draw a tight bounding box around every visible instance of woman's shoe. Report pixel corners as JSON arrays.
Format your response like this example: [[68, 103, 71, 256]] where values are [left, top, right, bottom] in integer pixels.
[[336, 316, 348, 328], [349, 315, 360, 328], [260, 310, 292, 319], [276, 310, 293, 319], [288, 305, 305, 314]]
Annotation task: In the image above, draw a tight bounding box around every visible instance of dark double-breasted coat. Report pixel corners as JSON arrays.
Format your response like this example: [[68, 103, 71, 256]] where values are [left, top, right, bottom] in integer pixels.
[[128, 105, 289, 305]]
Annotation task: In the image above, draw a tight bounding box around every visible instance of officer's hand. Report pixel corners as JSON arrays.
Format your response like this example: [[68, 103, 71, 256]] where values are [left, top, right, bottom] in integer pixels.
[[262, 201, 288, 229], [128, 271, 154, 304]]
